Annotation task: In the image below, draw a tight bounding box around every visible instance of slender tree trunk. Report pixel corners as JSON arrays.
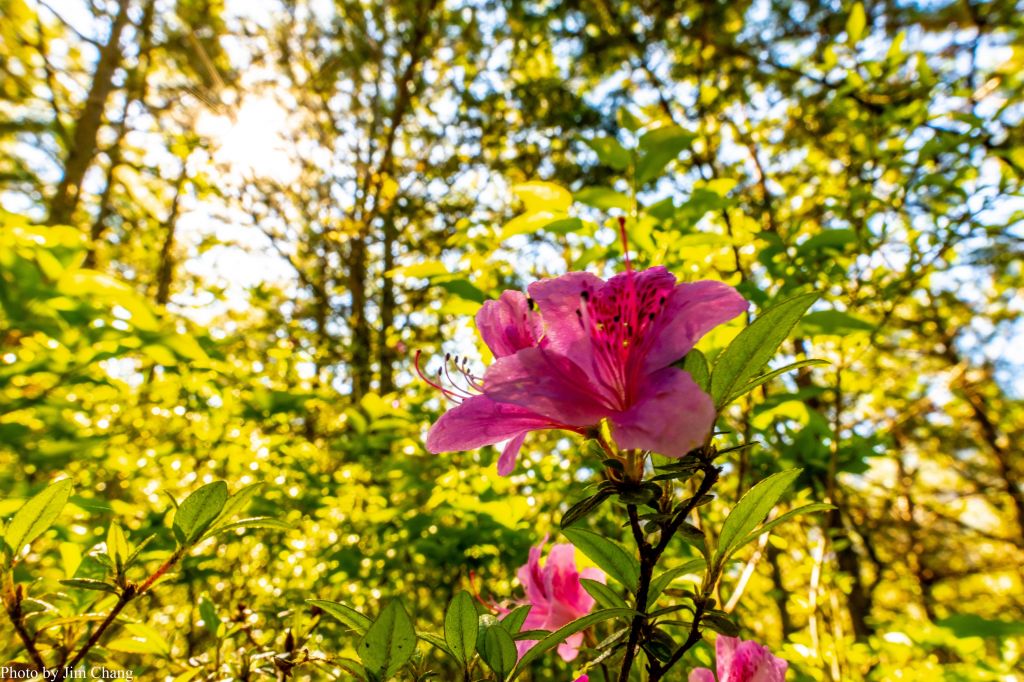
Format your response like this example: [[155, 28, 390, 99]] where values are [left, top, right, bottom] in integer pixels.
[[348, 236, 371, 400], [48, 0, 132, 226], [86, 0, 156, 267], [378, 215, 397, 393], [155, 165, 187, 305]]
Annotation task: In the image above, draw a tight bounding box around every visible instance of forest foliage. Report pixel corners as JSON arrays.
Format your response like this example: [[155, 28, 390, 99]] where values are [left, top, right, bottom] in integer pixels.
[[0, 0, 1022, 679]]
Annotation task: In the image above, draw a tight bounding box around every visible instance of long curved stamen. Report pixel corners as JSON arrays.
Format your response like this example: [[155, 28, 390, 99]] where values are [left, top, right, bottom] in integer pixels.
[[415, 349, 487, 404]]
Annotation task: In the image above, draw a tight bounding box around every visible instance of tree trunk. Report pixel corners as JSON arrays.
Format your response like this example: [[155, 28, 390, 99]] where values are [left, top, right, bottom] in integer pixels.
[[49, 0, 132, 226], [86, 0, 157, 267], [155, 165, 187, 305]]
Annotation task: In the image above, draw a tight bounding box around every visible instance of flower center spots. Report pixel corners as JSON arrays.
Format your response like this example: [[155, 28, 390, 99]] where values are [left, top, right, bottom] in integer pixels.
[[574, 273, 672, 408]]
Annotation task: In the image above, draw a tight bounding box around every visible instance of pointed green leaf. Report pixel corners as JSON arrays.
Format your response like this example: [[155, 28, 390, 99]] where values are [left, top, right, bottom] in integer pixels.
[[308, 599, 372, 632], [682, 349, 710, 392], [736, 503, 835, 550], [714, 469, 802, 567], [107, 522, 129, 572], [358, 600, 416, 679], [563, 528, 640, 591], [636, 125, 696, 184], [445, 591, 478, 664], [508, 608, 635, 679], [581, 577, 629, 610], [173, 481, 228, 546], [725, 359, 830, 405], [710, 292, 818, 409], [647, 558, 706, 607], [478, 622, 517, 678], [4, 478, 73, 558]]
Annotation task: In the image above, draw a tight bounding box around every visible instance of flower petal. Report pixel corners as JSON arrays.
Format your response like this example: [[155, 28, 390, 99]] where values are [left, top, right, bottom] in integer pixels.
[[643, 280, 748, 371], [497, 432, 528, 476], [485, 347, 614, 426], [527, 271, 604, 354], [609, 367, 715, 457], [477, 290, 543, 358], [688, 669, 716, 682], [556, 631, 585, 662], [425, 395, 561, 454]]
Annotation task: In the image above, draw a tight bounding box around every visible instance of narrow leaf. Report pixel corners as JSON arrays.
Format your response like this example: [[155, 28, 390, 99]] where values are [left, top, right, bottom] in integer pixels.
[[736, 503, 835, 550], [308, 599, 372, 632], [563, 528, 640, 591], [581, 577, 628, 610], [560, 490, 612, 529], [5, 478, 73, 558], [647, 559, 706, 607], [725, 359, 831, 405], [509, 608, 635, 679], [710, 292, 818, 409], [444, 591, 478, 664], [714, 469, 802, 567]]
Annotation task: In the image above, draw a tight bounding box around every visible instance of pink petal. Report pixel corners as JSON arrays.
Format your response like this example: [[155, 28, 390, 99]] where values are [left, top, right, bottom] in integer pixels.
[[425, 395, 560, 454], [643, 280, 748, 371], [497, 432, 528, 476], [726, 639, 789, 682], [477, 291, 543, 358], [574, 676, 590, 682], [609, 367, 716, 457], [689, 669, 716, 682], [556, 631, 585, 661], [484, 347, 614, 426], [527, 271, 605, 354], [716, 635, 741, 681]]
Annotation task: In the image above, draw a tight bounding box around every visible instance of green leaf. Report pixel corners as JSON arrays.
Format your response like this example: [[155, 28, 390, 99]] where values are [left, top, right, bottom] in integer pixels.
[[563, 528, 640, 592], [478, 622, 517, 679], [417, 631, 455, 658], [107, 522, 129, 572], [500, 604, 531, 634], [560, 490, 613, 529], [647, 558, 706, 607], [575, 187, 631, 211], [172, 481, 228, 546], [797, 229, 857, 253], [938, 614, 1024, 639], [847, 2, 867, 43], [636, 125, 696, 184], [358, 600, 416, 679], [714, 469, 802, 567], [682, 350, 710, 392], [210, 482, 263, 527], [199, 593, 222, 636], [736, 503, 835, 550], [59, 578, 119, 594], [701, 611, 740, 637], [4, 478, 73, 558], [512, 182, 572, 212], [444, 591, 478, 664], [308, 599, 372, 632], [581, 577, 629, 610], [437, 279, 486, 304], [710, 292, 818, 409], [202, 516, 292, 540], [508, 608, 635, 679], [799, 310, 874, 336], [584, 136, 631, 170], [724, 359, 831, 405]]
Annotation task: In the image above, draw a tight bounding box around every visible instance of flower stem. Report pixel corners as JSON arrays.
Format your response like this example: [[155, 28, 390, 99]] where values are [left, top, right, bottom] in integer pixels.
[[618, 453, 720, 681]]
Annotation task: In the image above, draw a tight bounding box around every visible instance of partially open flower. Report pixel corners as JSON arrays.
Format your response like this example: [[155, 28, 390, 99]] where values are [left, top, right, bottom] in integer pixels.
[[688, 635, 788, 682], [503, 540, 605, 662]]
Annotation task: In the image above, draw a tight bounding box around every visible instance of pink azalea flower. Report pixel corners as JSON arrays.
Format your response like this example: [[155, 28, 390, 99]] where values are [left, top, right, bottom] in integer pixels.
[[574, 677, 589, 682], [506, 540, 605, 662], [422, 266, 746, 474], [688, 635, 788, 682]]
